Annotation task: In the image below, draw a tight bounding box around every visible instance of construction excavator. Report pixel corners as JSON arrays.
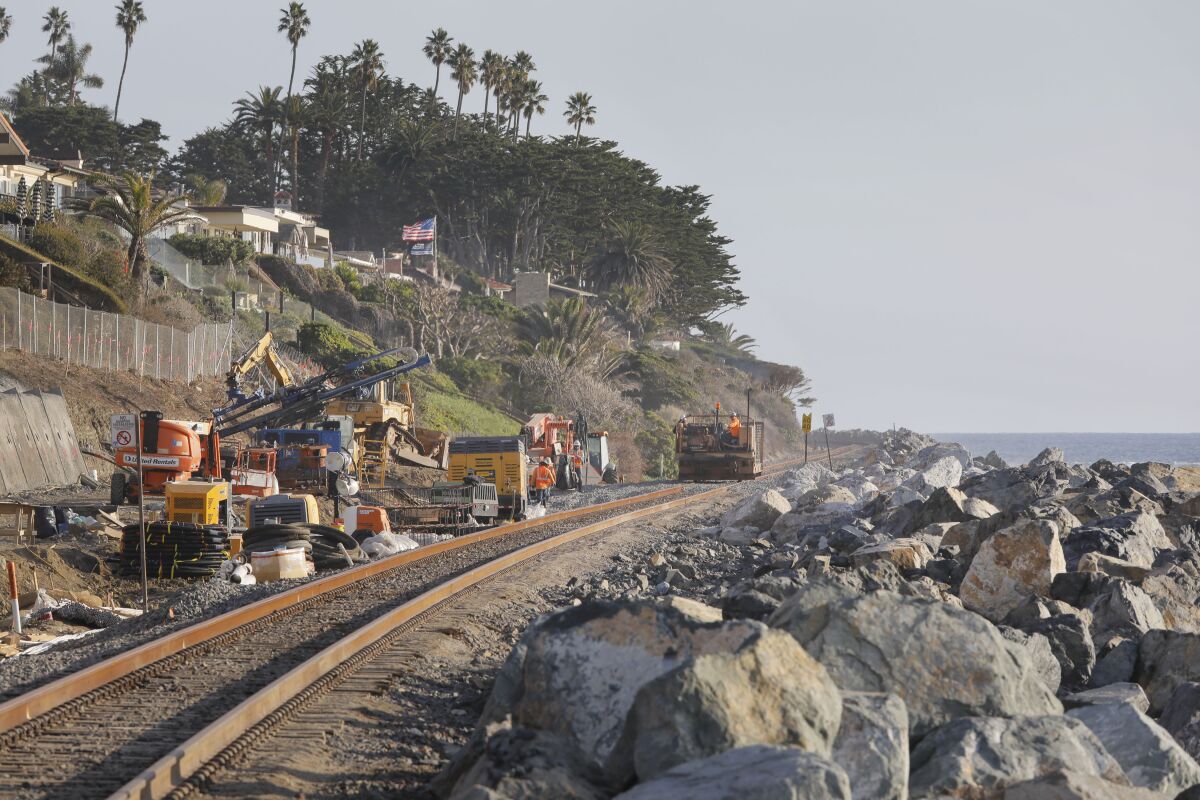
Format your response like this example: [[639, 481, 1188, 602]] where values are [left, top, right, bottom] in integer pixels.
[[110, 348, 441, 502], [221, 337, 448, 477], [224, 331, 296, 408]]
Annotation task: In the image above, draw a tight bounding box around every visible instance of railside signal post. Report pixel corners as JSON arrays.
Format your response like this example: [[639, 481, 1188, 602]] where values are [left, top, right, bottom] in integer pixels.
[[823, 413, 836, 469], [801, 413, 812, 464], [137, 410, 163, 612]]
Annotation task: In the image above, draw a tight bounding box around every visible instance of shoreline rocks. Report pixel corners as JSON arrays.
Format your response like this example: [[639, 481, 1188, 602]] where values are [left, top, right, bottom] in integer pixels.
[[437, 435, 1200, 799]]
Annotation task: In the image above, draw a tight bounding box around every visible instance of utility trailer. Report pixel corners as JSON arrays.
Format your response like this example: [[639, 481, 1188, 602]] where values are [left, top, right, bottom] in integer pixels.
[[370, 481, 502, 537]]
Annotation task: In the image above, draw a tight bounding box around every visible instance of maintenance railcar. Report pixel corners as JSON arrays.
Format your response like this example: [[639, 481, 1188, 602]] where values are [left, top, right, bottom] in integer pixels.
[[676, 413, 764, 481]]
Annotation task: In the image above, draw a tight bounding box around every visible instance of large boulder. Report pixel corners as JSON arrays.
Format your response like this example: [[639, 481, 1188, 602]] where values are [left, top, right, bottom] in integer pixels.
[[1022, 613, 1096, 690], [911, 442, 974, 472], [1086, 580, 1165, 641], [831, 472, 880, 503], [906, 486, 1000, 532], [1068, 702, 1200, 795], [487, 599, 761, 772], [1141, 567, 1200, 634], [770, 591, 1062, 737], [960, 519, 1066, 621], [1160, 682, 1200, 762], [1090, 638, 1139, 688], [999, 627, 1062, 693], [445, 722, 609, 800], [831, 692, 908, 800], [848, 538, 933, 571], [1003, 770, 1164, 799], [612, 746, 851, 800], [1077, 552, 1150, 582], [1066, 487, 1162, 527], [721, 489, 792, 531], [909, 715, 1128, 799], [961, 467, 1048, 511], [981, 450, 1008, 469], [1061, 512, 1171, 569], [1062, 683, 1150, 713], [780, 463, 835, 499], [1135, 629, 1200, 715], [616, 627, 842, 782], [1030, 447, 1066, 466], [910, 456, 964, 491]]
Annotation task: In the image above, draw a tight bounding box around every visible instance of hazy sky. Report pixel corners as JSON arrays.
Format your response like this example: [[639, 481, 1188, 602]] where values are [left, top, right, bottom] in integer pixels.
[[3, 1, 1197, 432]]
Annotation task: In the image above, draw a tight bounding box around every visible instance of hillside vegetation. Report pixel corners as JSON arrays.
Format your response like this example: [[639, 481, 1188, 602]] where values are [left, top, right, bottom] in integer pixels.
[[0, 10, 813, 478]]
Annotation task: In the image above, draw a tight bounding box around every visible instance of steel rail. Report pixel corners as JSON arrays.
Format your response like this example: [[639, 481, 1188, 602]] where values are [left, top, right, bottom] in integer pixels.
[[110, 485, 728, 800], [0, 485, 686, 734]]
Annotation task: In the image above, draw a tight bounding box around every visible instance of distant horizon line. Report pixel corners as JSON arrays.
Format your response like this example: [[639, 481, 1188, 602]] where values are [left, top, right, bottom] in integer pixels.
[[927, 431, 1200, 436]]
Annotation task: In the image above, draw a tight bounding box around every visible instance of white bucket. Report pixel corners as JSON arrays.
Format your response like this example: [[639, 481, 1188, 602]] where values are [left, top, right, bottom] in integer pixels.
[[250, 547, 308, 582]]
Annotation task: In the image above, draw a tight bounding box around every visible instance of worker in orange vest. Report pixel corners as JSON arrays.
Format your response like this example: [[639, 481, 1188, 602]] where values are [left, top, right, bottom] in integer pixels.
[[532, 458, 556, 506], [725, 412, 742, 447]]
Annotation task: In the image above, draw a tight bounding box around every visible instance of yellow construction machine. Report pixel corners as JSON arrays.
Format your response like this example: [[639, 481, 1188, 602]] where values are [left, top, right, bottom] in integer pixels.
[[326, 371, 450, 485], [226, 331, 296, 402]]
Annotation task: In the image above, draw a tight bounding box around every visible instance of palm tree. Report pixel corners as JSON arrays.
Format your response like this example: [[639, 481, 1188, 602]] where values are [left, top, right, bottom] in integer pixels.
[[283, 95, 307, 198], [233, 86, 283, 190], [186, 174, 228, 206], [478, 49, 504, 119], [511, 51, 536, 78], [76, 172, 195, 300], [0, 8, 13, 46], [37, 36, 103, 106], [564, 91, 597, 142], [587, 220, 673, 302], [522, 80, 547, 138], [113, 0, 147, 122], [423, 27, 452, 95], [278, 2, 310, 102], [448, 43, 476, 140], [705, 322, 757, 354], [42, 6, 69, 58], [305, 77, 348, 210], [517, 297, 613, 370], [350, 39, 383, 159]]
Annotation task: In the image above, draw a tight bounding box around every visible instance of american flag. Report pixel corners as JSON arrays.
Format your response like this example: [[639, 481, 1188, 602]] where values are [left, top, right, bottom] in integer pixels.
[[402, 217, 436, 242]]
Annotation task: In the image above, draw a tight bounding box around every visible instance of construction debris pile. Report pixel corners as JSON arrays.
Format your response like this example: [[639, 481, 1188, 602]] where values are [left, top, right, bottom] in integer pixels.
[[437, 434, 1200, 799]]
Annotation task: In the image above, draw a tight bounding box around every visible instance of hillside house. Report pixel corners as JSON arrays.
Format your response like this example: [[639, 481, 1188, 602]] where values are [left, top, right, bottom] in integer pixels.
[[0, 112, 88, 233]]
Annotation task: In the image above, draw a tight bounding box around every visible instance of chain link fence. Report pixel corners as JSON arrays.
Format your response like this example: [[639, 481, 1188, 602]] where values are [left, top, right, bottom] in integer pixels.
[[0, 286, 233, 382]]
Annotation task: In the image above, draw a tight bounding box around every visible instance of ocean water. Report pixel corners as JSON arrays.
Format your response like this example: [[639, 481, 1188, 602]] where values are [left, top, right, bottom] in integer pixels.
[[932, 433, 1200, 467]]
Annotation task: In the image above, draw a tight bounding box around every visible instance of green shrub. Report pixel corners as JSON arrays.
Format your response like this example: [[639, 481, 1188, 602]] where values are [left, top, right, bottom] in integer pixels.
[[636, 412, 679, 479], [439, 356, 505, 398], [314, 266, 344, 293], [0, 253, 30, 291], [26, 223, 87, 270], [334, 262, 362, 294], [296, 321, 374, 366], [86, 248, 131, 292], [168, 233, 256, 266], [629, 348, 699, 411]]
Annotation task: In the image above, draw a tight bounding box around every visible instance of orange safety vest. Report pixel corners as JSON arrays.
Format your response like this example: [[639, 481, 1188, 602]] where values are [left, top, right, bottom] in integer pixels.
[[533, 465, 556, 489], [729, 418, 742, 437]]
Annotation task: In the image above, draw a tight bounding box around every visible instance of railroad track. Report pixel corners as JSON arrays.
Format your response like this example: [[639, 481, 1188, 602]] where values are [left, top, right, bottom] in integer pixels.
[[0, 453, 854, 800]]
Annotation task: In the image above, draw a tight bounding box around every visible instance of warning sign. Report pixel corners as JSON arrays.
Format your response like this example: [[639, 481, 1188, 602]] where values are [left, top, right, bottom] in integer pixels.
[[111, 414, 137, 449], [801, 413, 812, 433]]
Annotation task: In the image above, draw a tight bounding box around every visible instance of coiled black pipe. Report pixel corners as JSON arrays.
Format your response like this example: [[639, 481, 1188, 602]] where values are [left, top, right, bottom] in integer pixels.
[[241, 523, 365, 569], [119, 521, 231, 578]]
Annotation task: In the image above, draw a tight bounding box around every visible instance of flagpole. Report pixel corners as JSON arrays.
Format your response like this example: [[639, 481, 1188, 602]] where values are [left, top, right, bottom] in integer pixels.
[[433, 217, 438, 279]]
